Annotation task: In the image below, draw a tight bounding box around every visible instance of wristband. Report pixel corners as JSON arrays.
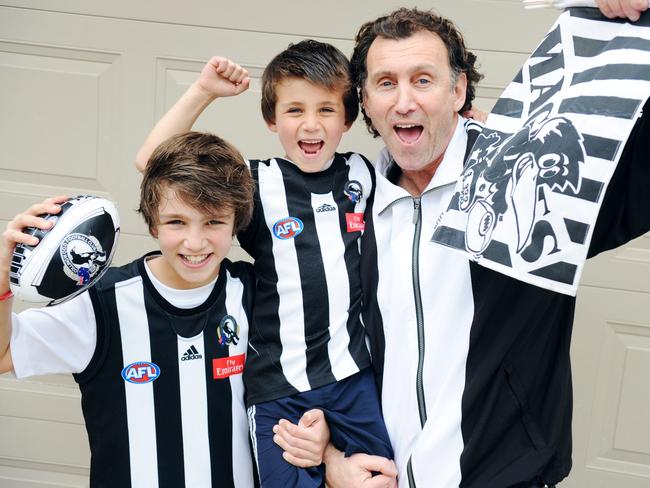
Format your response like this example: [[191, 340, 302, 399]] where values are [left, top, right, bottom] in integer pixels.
[[0, 289, 13, 301]]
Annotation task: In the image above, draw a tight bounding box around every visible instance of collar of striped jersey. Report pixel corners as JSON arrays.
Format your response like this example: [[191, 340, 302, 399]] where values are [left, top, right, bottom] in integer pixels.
[[373, 116, 469, 214]]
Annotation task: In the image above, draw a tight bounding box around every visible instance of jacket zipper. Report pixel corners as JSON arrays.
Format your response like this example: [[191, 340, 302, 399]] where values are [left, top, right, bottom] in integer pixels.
[[407, 196, 426, 488]]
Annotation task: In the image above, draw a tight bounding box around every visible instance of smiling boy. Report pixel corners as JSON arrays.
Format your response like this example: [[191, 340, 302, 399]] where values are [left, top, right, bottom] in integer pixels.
[[136, 40, 393, 488], [0, 132, 258, 487]]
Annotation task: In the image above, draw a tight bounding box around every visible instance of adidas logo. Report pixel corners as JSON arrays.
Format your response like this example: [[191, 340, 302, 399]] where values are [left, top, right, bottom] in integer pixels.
[[315, 203, 336, 213], [181, 345, 203, 361]]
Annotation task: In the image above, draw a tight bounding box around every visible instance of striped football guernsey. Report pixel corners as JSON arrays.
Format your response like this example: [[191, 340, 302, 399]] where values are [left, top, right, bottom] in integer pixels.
[[74, 253, 257, 487], [238, 152, 375, 406]]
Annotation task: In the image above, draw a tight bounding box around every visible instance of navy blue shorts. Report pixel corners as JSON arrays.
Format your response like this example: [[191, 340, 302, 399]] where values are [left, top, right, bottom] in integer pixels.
[[247, 368, 393, 488]]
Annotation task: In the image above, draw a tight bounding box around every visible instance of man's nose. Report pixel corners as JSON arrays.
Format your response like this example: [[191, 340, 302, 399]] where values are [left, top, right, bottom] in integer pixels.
[[394, 85, 417, 115]]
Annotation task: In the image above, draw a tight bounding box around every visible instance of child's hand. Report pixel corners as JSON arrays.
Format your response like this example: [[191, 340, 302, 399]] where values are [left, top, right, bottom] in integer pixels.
[[0, 196, 68, 274], [195, 56, 251, 99], [272, 409, 330, 468]]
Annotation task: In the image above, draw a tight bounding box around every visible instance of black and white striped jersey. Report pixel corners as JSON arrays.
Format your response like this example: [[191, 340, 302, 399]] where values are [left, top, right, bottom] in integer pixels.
[[361, 112, 650, 488], [12, 253, 257, 487], [239, 152, 374, 406]]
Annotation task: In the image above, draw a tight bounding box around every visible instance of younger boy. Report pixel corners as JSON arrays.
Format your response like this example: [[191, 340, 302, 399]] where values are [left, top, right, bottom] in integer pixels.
[[0, 132, 258, 487], [136, 41, 393, 487]]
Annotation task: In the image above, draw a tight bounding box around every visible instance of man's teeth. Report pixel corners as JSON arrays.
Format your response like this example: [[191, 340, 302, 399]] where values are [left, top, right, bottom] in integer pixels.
[[183, 254, 209, 264]]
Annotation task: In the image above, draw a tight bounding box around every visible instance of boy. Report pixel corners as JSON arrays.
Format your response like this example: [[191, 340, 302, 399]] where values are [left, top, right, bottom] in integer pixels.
[[135, 41, 393, 487], [0, 132, 258, 487]]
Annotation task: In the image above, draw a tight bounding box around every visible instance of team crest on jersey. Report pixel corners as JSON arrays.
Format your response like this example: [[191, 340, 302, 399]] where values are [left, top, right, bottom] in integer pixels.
[[121, 361, 160, 384], [344, 180, 363, 203], [273, 217, 304, 239], [60, 233, 107, 285], [217, 315, 240, 347]]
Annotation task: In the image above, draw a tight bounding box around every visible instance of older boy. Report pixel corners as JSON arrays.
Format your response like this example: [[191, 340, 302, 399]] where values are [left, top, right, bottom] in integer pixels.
[[0, 132, 258, 487], [136, 40, 393, 488]]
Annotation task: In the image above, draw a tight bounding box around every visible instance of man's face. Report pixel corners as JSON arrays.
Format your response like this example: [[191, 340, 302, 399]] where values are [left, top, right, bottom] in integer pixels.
[[362, 30, 467, 175]]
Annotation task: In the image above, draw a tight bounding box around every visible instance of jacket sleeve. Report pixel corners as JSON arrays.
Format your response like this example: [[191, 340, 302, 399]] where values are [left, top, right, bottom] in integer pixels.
[[588, 98, 650, 258]]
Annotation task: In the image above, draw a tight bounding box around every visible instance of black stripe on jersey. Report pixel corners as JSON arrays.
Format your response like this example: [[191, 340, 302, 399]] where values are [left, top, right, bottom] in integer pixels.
[[241, 160, 299, 402], [572, 63, 650, 85], [333, 153, 373, 370], [280, 158, 336, 388], [145, 291, 186, 487], [360, 191, 386, 394], [559, 95, 642, 119], [204, 293, 235, 488], [573, 35, 650, 57], [75, 284, 132, 488]]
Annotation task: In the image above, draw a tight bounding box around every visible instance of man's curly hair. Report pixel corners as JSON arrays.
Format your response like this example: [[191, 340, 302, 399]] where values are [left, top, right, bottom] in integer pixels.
[[351, 8, 483, 137]]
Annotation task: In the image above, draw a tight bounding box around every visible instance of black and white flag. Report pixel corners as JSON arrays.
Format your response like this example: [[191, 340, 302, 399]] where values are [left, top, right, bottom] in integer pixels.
[[431, 8, 650, 295]]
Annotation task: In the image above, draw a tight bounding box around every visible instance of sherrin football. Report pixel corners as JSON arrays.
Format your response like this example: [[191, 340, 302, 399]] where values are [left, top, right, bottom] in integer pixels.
[[9, 196, 120, 306]]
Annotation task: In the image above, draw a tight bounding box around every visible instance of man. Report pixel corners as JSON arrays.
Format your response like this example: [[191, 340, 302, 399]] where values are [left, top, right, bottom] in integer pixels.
[[275, 1, 650, 487]]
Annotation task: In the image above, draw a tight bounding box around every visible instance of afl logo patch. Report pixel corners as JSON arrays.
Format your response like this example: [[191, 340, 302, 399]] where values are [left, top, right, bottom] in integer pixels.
[[60, 233, 108, 285], [273, 217, 304, 239], [217, 315, 240, 347], [344, 180, 363, 203], [121, 361, 160, 384]]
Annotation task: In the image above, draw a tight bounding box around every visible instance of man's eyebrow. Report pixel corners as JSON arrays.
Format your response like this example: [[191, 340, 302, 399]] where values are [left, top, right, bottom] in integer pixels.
[[368, 64, 440, 80]]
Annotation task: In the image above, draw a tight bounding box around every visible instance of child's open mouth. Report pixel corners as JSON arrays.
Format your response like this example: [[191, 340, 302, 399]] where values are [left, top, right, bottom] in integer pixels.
[[181, 254, 211, 266], [299, 140, 325, 156]]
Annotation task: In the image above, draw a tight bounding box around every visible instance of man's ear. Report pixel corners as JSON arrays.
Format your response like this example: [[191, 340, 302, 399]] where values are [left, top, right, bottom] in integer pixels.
[[453, 72, 468, 113]]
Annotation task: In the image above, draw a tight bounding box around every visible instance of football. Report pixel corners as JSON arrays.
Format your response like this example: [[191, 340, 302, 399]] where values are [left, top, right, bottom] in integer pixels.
[[9, 196, 120, 306]]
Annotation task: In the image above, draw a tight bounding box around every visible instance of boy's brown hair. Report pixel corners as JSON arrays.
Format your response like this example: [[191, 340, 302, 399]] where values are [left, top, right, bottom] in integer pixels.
[[260, 39, 359, 127], [138, 131, 254, 235]]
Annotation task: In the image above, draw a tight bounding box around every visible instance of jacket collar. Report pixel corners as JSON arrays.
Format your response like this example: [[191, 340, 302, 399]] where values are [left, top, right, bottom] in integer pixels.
[[374, 116, 469, 214]]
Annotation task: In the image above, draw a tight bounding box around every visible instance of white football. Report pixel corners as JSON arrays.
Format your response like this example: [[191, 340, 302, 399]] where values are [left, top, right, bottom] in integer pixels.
[[9, 196, 120, 306]]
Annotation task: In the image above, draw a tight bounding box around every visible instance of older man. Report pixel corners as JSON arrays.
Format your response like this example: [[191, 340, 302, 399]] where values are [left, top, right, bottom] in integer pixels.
[[276, 1, 650, 487]]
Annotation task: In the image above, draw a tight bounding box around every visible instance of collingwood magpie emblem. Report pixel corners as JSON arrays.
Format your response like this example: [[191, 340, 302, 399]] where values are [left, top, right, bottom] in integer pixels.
[[344, 180, 363, 203], [431, 8, 650, 295], [217, 315, 240, 347], [60, 233, 108, 285], [460, 111, 585, 258]]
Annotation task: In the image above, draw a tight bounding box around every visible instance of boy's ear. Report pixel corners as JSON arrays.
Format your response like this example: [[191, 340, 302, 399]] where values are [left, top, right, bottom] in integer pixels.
[[266, 120, 278, 133], [149, 226, 158, 239]]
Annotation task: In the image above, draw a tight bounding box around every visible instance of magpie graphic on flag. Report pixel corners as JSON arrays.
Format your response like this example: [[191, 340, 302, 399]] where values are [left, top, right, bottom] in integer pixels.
[[431, 7, 650, 295]]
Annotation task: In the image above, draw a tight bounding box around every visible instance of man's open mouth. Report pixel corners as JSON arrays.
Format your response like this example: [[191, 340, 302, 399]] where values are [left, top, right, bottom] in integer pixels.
[[394, 124, 423, 144]]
